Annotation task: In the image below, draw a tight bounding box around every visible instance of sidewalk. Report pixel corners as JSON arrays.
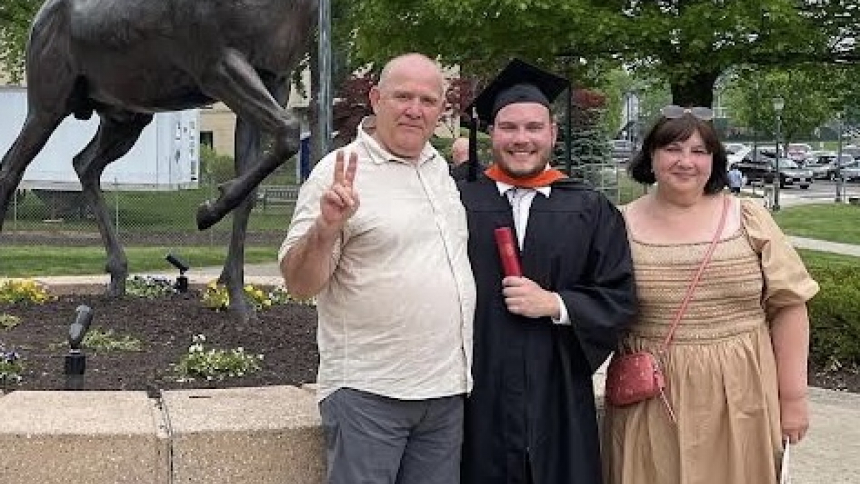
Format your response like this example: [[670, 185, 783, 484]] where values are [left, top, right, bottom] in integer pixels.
[[589, 374, 860, 482], [30, 263, 285, 290]]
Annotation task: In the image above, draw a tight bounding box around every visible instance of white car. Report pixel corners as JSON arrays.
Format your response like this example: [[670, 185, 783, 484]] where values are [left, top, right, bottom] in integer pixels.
[[723, 142, 749, 155]]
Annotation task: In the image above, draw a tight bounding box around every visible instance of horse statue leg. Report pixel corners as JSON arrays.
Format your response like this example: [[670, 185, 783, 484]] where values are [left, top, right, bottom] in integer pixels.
[[194, 50, 301, 230], [219, 117, 260, 324], [0, 113, 66, 231], [72, 111, 154, 296], [218, 75, 291, 325]]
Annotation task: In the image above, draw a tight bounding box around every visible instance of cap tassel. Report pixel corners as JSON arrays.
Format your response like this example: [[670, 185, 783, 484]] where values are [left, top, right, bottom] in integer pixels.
[[467, 107, 479, 182]]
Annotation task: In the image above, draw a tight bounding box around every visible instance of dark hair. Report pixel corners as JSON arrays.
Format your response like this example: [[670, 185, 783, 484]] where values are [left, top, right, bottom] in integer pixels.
[[627, 115, 729, 195]]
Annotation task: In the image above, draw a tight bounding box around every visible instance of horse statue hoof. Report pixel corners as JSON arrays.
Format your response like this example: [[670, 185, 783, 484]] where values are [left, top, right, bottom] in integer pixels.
[[196, 200, 218, 230]]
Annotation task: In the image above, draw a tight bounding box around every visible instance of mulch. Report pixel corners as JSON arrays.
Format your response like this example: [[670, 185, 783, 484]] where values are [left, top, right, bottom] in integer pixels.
[[1, 291, 857, 394], [0, 290, 318, 392]]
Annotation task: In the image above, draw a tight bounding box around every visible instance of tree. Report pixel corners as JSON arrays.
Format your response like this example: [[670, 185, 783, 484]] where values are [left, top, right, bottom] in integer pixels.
[[332, 72, 375, 148], [340, 0, 859, 109], [724, 64, 858, 147], [0, 0, 39, 82]]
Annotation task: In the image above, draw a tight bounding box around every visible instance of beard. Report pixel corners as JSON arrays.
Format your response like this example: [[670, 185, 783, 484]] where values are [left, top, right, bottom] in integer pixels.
[[492, 147, 550, 179]]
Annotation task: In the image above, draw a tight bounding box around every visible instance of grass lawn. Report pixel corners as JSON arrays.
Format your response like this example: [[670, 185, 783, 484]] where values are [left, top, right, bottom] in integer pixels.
[[773, 204, 860, 245], [6, 187, 293, 233], [798, 249, 860, 269], [4, 175, 859, 279], [613, 177, 860, 246], [618, 174, 649, 205], [0, 245, 279, 278]]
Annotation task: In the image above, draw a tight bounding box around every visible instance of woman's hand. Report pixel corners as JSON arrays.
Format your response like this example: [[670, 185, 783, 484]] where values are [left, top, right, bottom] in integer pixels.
[[780, 393, 809, 444]]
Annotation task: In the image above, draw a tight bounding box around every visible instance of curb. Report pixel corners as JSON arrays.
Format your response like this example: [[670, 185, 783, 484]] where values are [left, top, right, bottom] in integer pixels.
[[0, 385, 324, 483]]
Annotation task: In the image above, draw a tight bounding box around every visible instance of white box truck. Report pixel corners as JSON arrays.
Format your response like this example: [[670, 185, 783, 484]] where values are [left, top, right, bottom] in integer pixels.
[[0, 86, 199, 191]]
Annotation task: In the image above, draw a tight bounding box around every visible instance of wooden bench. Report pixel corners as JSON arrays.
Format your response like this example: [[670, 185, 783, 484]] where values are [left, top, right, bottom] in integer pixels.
[[256, 185, 300, 211]]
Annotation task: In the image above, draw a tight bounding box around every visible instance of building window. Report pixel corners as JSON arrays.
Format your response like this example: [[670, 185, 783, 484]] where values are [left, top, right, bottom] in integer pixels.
[[200, 131, 214, 149]]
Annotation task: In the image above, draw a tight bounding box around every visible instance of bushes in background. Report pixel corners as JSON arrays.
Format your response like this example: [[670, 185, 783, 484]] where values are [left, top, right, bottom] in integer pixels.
[[806, 263, 860, 370]]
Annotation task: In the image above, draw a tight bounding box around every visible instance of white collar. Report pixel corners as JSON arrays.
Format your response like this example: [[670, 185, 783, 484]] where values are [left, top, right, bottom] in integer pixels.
[[494, 181, 551, 198], [356, 116, 438, 165]]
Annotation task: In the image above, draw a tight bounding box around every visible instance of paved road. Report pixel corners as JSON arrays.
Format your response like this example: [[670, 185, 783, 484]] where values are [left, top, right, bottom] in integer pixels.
[[777, 179, 860, 203]]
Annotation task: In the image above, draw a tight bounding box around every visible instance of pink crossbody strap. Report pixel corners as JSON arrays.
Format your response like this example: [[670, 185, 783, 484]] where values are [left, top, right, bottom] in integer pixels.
[[660, 196, 730, 350]]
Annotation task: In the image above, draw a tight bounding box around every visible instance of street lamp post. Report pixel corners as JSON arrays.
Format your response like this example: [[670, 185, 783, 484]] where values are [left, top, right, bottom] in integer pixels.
[[772, 96, 784, 212], [836, 112, 845, 203], [318, 0, 333, 156]]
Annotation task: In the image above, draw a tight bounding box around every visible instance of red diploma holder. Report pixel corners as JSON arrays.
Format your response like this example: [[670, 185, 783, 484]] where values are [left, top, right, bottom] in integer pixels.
[[494, 227, 522, 277]]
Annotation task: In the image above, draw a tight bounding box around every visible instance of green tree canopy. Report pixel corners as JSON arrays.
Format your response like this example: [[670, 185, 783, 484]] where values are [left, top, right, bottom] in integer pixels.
[[342, 0, 859, 108], [0, 0, 39, 82]]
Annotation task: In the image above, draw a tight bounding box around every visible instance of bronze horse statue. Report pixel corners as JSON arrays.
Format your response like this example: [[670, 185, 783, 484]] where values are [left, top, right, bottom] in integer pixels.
[[0, 0, 318, 322]]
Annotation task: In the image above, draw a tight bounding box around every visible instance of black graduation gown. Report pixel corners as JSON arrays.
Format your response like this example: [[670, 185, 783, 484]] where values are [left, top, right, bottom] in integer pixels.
[[460, 176, 637, 484], [450, 162, 471, 181]]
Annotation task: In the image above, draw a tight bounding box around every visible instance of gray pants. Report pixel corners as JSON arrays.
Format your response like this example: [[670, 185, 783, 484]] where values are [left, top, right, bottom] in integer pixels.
[[319, 387, 464, 484]]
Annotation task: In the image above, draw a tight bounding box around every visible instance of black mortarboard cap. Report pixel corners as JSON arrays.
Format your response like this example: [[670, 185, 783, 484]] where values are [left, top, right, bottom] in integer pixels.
[[463, 59, 569, 181]]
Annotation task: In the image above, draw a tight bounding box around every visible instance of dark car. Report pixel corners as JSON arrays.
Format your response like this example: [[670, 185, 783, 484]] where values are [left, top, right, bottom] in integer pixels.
[[733, 157, 813, 189]]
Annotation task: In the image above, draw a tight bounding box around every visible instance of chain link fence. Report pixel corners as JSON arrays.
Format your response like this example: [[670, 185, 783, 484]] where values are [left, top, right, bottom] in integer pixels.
[[1, 161, 298, 249], [2, 143, 645, 250]]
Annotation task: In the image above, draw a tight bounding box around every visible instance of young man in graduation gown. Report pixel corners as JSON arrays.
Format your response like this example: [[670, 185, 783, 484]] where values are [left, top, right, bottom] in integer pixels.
[[458, 59, 638, 484]]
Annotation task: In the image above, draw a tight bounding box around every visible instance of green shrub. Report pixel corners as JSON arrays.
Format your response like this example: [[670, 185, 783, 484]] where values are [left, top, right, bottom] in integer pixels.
[[0, 279, 53, 304], [199, 145, 235, 184], [0, 314, 21, 330], [807, 263, 860, 369], [83, 328, 143, 352], [172, 334, 263, 382], [126, 275, 176, 299]]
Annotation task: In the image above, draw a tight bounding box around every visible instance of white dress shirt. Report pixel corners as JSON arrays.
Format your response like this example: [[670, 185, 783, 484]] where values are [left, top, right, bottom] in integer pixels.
[[495, 182, 571, 325]]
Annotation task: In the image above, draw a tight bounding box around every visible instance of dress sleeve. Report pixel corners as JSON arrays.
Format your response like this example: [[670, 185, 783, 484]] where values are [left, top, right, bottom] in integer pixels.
[[740, 199, 819, 310]]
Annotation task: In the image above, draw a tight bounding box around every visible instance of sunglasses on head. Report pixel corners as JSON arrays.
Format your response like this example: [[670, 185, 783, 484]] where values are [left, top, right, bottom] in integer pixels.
[[660, 105, 715, 121]]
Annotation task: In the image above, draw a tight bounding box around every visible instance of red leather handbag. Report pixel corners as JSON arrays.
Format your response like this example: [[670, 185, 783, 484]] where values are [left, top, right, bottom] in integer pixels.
[[605, 351, 665, 406], [605, 196, 730, 423]]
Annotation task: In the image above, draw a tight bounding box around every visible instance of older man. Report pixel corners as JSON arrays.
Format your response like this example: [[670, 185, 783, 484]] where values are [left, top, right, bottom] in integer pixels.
[[279, 53, 475, 484], [449, 136, 471, 180]]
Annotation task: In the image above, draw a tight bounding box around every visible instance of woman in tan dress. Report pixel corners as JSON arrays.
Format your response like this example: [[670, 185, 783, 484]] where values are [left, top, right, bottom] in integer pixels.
[[602, 106, 818, 484]]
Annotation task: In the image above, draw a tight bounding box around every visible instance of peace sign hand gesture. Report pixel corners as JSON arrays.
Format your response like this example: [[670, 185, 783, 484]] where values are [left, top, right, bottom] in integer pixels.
[[319, 150, 359, 230]]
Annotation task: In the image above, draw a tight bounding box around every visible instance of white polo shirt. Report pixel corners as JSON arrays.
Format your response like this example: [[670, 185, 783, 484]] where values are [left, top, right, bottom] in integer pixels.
[[279, 121, 476, 401]]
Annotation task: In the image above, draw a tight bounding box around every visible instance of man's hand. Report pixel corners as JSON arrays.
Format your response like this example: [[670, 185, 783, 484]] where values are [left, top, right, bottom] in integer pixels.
[[280, 150, 358, 299], [319, 150, 359, 231], [502, 277, 560, 319]]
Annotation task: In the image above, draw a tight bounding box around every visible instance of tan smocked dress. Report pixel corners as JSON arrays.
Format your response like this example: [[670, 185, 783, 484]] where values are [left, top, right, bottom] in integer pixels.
[[603, 198, 819, 484]]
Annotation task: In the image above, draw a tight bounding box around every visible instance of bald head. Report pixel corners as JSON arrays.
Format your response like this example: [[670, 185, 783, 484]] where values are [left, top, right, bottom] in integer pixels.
[[451, 137, 469, 165], [378, 53, 446, 96], [369, 53, 446, 161]]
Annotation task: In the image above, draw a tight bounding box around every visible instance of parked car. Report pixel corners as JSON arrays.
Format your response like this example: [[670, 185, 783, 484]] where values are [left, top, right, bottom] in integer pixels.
[[804, 150, 835, 164], [739, 146, 778, 163], [843, 145, 860, 160], [836, 160, 860, 182], [723, 142, 749, 155], [804, 159, 836, 180], [733, 157, 813, 189], [787, 143, 813, 163], [823, 155, 859, 180]]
